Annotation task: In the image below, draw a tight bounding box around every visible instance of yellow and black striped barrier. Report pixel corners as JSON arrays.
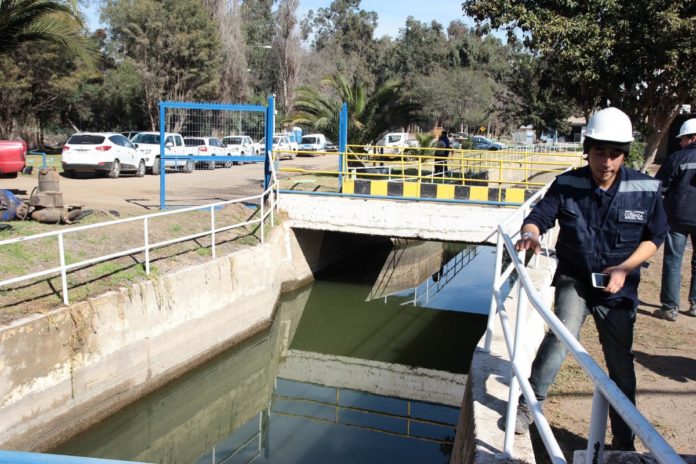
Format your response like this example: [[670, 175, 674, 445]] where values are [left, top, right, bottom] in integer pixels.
[[341, 179, 532, 204]]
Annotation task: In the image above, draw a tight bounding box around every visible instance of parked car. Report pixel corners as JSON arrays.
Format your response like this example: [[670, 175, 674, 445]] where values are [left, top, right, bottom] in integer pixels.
[[62, 132, 146, 178], [183, 136, 230, 169], [0, 140, 27, 178], [372, 132, 419, 154], [258, 135, 295, 160], [222, 135, 257, 163], [299, 134, 327, 155], [470, 136, 507, 151], [130, 132, 193, 174], [121, 131, 141, 140], [276, 132, 300, 152]]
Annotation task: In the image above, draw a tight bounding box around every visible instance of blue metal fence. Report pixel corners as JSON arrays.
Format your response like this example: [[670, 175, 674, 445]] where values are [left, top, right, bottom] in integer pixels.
[[158, 99, 274, 210]]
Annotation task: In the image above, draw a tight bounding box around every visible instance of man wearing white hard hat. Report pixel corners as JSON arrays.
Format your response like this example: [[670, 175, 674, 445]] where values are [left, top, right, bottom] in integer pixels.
[[654, 118, 696, 321], [513, 107, 668, 450]]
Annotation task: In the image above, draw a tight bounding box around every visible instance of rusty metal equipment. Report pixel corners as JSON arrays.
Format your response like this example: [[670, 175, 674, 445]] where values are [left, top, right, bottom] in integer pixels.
[[28, 168, 82, 223], [0, 189, 29, 221]]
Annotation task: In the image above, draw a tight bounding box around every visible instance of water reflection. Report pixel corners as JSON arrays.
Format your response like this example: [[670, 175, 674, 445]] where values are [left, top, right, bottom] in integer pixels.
[[54, 240, 490, 463]]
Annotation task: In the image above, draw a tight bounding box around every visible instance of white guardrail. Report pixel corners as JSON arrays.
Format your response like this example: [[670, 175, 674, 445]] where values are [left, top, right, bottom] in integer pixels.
[[0, 176, 279, 306], [483, 182, 683, 463]]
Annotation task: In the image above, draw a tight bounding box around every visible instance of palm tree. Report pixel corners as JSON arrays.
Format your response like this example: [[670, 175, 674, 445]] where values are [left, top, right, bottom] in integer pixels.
[[290, 73, 422, 146], [0, 0, 97, 64]]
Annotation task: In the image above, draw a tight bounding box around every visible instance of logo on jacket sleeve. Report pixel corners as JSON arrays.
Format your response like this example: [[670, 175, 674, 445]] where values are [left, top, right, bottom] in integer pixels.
[[622, 209, 645, 222]]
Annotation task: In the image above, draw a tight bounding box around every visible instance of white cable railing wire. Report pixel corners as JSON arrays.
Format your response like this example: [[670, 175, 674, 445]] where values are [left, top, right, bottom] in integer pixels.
[[483, 182, 683, 464], [0, 172, 280, 307]]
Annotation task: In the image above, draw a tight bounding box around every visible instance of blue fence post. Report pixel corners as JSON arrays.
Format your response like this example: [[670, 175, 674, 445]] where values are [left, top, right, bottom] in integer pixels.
[[338, 102, 348, 191], [28, 151, 47, 168], [159, 102, 166, 210], [264, 95, 275, 190]]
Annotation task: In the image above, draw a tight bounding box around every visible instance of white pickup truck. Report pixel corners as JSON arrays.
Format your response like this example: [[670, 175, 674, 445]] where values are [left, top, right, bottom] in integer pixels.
[[373, 132, 419, 154], [131, 132, 193, 174]]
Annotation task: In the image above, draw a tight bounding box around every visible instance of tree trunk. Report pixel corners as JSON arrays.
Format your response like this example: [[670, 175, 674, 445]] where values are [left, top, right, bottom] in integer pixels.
[[641, 104, 681, 172]]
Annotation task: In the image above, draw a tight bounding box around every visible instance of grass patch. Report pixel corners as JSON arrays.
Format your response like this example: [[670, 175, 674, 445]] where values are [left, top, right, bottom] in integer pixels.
[[0, 202, 273, 323], [196, 247, 212, 257]]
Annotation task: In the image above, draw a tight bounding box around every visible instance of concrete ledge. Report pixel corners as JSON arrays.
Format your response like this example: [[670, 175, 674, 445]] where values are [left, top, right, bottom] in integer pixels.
[[0, 225, 338, 451]]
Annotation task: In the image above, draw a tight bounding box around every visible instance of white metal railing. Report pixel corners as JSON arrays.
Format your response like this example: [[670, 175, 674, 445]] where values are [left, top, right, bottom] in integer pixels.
[[483, 183, 684, 463], [0, 175, 280, 306]]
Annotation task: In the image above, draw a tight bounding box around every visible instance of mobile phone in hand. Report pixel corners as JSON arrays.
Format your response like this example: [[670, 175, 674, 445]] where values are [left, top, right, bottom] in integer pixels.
[[591, 273, 609, 288]]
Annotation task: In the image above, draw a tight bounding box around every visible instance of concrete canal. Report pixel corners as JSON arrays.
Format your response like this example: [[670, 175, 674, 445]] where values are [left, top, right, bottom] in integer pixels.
[[53, 239, 495, 463]]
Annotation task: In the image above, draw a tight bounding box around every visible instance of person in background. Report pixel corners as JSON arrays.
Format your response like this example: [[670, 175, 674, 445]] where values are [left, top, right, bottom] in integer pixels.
[[512, 107, 668, 451], [433, 130, 451, 180], [653, 118, 696, 321]]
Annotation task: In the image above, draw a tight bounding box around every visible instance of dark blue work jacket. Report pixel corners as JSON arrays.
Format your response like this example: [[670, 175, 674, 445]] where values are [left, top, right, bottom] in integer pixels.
[[655, 142, 696, 227], [527, 166, 663, 306]]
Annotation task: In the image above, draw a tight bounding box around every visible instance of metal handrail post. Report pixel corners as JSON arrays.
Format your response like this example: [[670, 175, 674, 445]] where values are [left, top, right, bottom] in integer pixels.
[[586, 387, 609, 464], [499, 160, 504, 202], [483, 230, 504, 352], [210, 205, 216, 259], [260, 200, 265, 244], [144, 217, 150, 275], [58, 232, 69, 305], [503, 280, 529, 457]]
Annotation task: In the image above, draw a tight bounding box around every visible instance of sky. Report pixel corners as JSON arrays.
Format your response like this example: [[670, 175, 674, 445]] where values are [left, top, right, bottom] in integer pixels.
[[85, 0, 468, 39]]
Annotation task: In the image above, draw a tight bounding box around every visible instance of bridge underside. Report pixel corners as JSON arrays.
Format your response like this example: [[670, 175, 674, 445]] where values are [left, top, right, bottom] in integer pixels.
[[279, 194, 513, 244]]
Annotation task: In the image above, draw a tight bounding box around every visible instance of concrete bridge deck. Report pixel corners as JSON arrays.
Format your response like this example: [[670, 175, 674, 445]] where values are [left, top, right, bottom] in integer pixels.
[[279, 194, 513, 244]]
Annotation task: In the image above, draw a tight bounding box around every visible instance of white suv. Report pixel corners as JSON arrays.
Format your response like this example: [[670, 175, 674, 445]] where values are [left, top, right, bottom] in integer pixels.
[[130, 132, 193, 174], [183, 136, 230, 169], [62, 132, 146, 178]]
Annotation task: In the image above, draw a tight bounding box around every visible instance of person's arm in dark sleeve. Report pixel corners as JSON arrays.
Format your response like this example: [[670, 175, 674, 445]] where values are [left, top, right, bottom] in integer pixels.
[[522, 181, 561, 235], [516, 181, 561, 253], [642, 193, 668, 248], [655, 154, 677, 193]]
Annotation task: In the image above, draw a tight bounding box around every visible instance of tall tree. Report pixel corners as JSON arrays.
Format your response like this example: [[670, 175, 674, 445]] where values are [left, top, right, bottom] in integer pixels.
[[103, 0, 223, 129], [504, 54, 577, 137], [206, 0, 249, 102], [463, 0, 696, 169], [271, 0, 302, 115], [241, 0, 274, 99], [300, 0, 379, 86], [412, 67, 496, 132]]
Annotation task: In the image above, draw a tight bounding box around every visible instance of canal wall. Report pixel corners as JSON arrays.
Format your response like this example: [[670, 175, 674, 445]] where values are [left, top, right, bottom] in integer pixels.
[[0, 226, 384, 451]]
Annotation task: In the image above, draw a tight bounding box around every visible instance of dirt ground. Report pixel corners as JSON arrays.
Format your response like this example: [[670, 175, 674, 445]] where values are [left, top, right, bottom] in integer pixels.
[[533, 237, 696, 460], [6, 154, 340, 213]]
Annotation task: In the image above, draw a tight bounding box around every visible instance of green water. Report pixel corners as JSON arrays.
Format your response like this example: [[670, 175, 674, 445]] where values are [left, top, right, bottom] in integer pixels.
[[54, 240, 493, 463]]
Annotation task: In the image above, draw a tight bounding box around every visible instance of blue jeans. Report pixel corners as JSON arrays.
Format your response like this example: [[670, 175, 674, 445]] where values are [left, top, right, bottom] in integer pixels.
[[524, 273, 637, 445], [660, 225, 696, 310]]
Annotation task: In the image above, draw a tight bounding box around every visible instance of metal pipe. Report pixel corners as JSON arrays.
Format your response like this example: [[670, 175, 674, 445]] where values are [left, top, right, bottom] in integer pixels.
[[58, 233, 68, 305], [586, 388, 609, 464]]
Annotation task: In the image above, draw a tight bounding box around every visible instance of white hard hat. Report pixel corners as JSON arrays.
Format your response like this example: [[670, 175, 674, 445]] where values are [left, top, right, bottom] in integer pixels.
[[677, 118, 696, 138], [585, 107, 634, 143]]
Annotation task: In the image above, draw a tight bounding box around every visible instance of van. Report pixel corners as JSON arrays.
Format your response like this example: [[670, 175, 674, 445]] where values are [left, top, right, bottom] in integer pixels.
[[299, 134, 327, 154], [0, 140, 27, 178]]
